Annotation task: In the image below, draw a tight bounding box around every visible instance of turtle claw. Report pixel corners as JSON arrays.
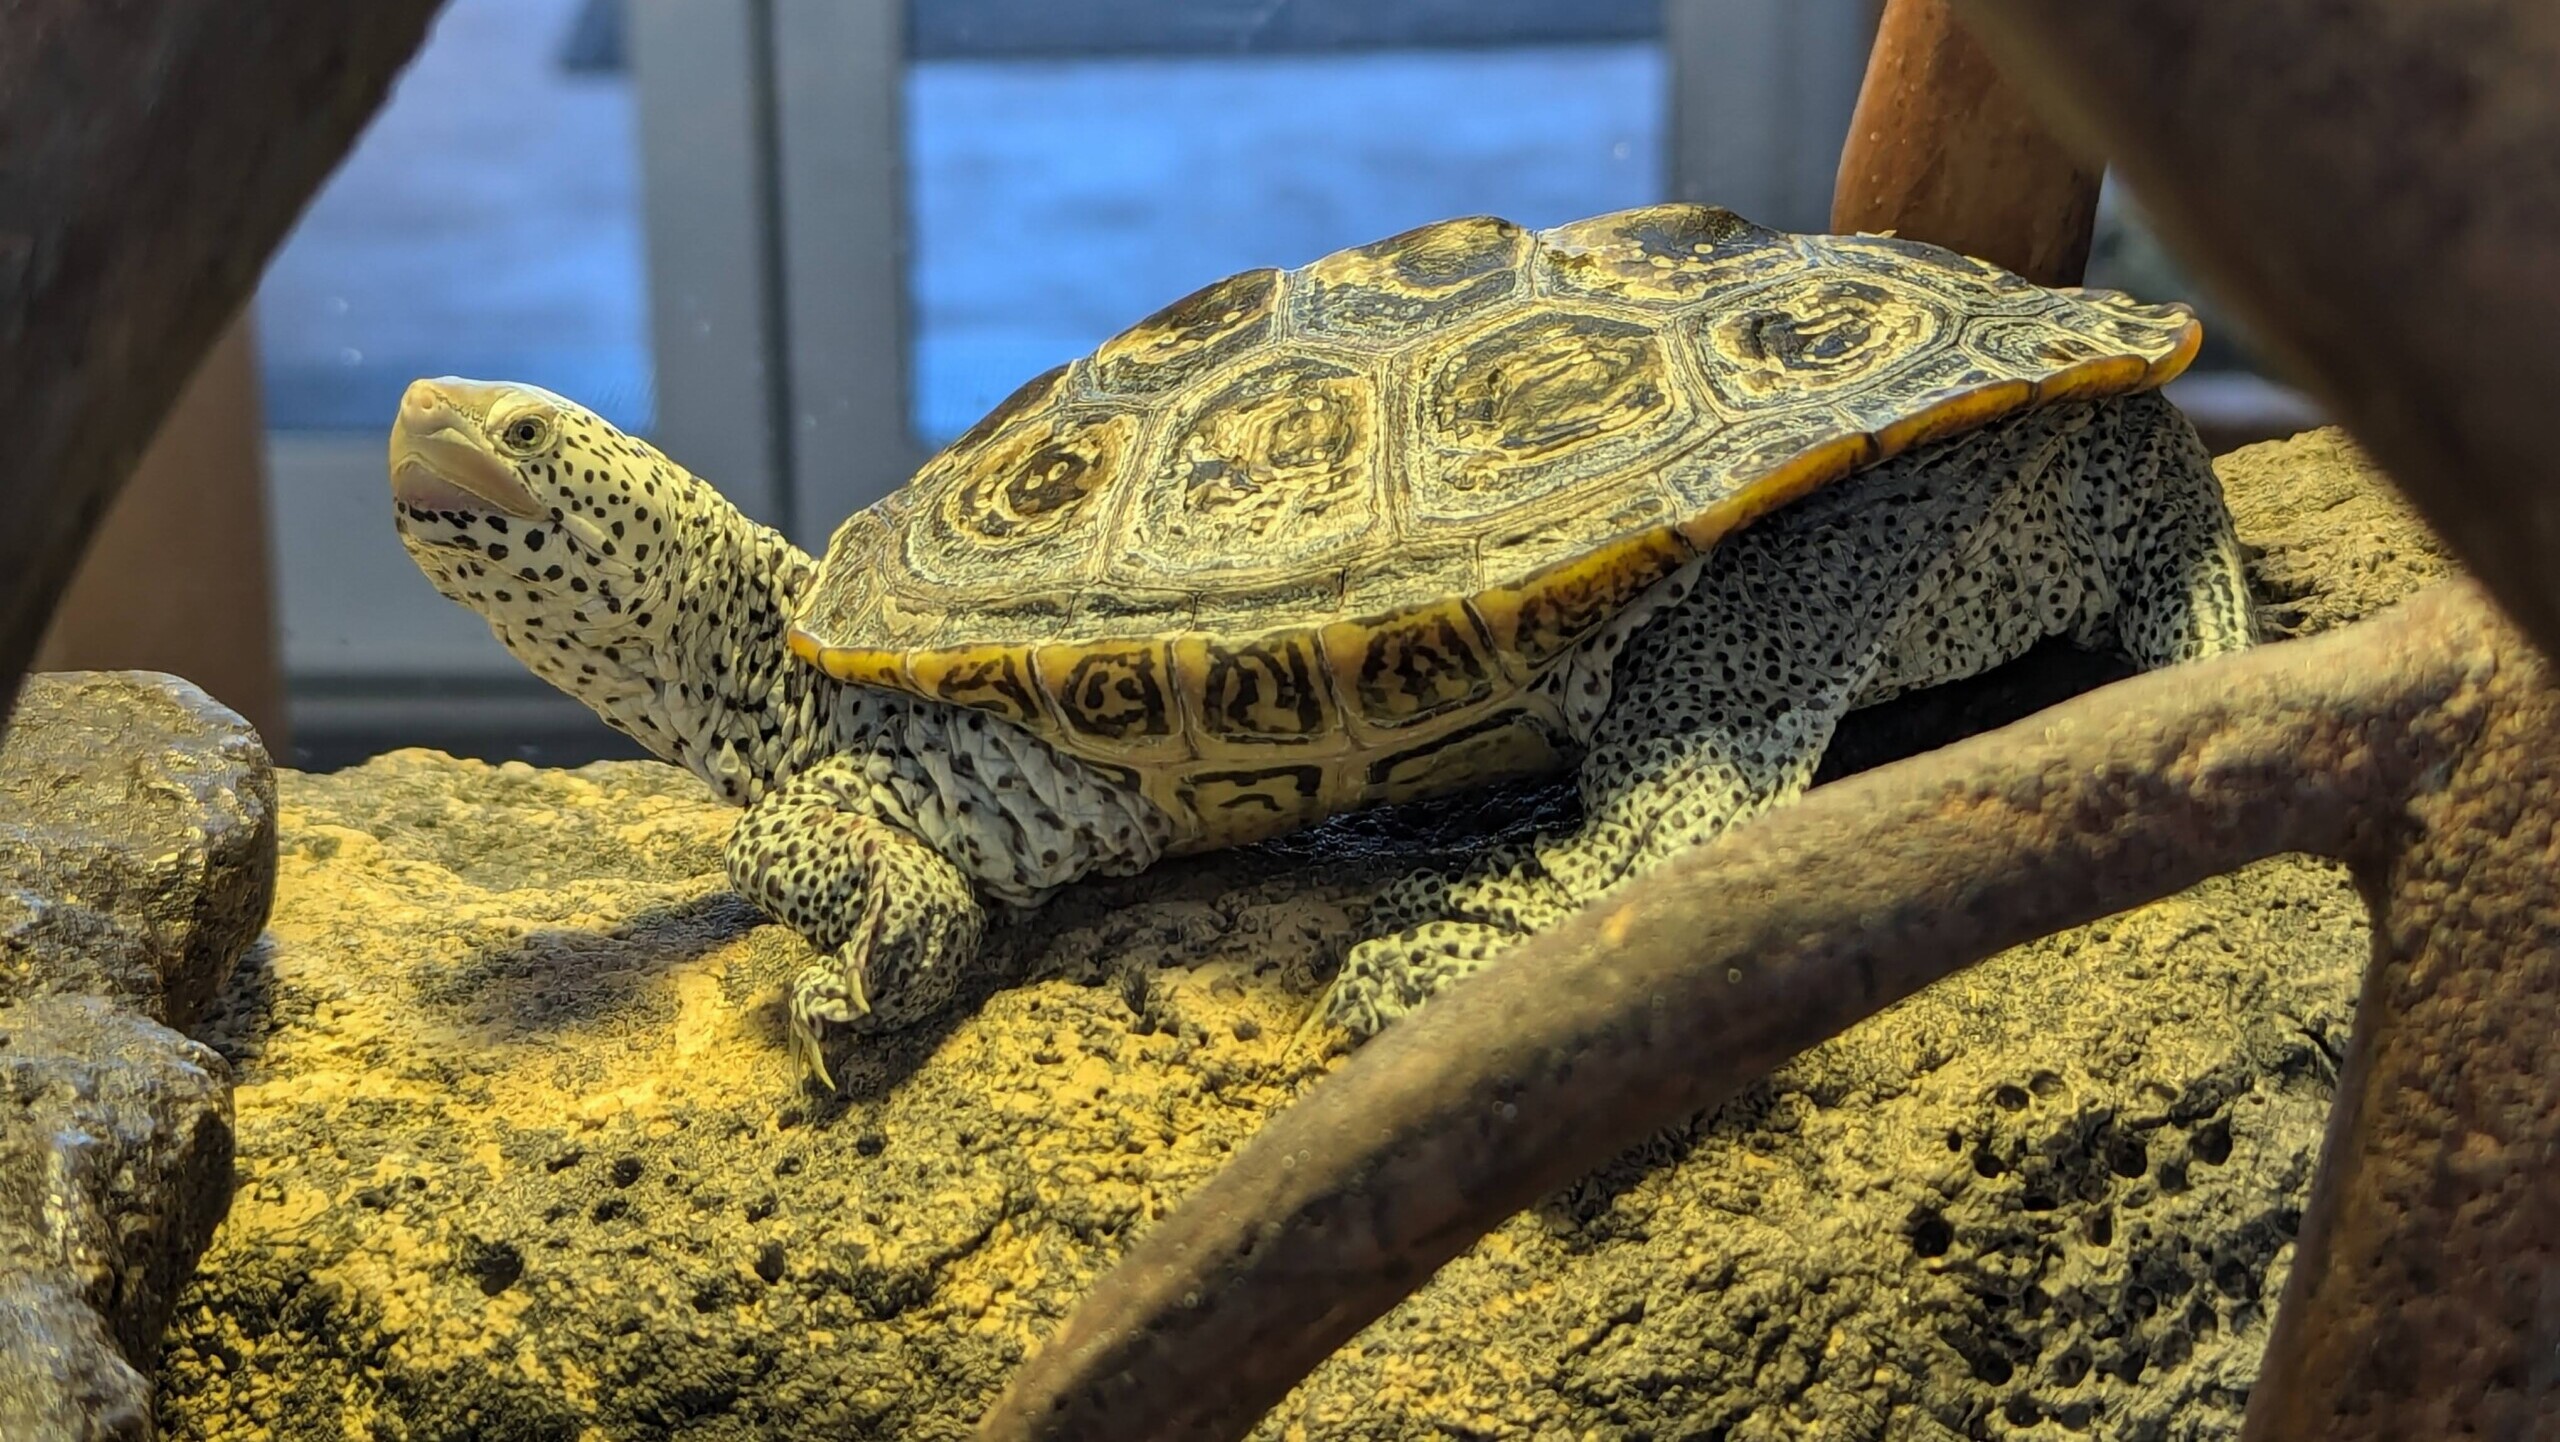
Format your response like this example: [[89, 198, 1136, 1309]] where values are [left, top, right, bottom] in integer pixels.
[[790, 1018, 837, 1092], [1283, 992, 1356, 1068], [787, 945, 877, 1093]]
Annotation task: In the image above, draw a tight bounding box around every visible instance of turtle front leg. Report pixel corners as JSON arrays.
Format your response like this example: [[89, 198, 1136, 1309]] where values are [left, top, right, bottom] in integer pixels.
[[725, 759, 985, 1087]]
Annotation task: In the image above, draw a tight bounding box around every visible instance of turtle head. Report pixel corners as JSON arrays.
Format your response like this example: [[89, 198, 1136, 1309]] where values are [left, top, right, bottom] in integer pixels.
[[390, 376, 713, 704]]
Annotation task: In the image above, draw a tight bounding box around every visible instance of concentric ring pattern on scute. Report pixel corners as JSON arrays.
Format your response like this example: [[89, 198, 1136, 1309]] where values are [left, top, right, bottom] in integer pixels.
[[790, 203, 2200, 846]]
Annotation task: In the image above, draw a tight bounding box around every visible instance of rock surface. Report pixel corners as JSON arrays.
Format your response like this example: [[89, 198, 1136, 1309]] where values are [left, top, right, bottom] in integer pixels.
[[0, 673, 272, 1442], [154, 432, 2451, 1440], [1, 673, 278, 1028]]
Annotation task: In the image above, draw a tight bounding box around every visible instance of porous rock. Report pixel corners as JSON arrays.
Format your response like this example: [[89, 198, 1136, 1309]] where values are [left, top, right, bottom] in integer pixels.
[[1, 997, 235, 1442], [0, 671, 279, 1026], [0, 673, 270, 1441], [155, 432, 2445, 1440]]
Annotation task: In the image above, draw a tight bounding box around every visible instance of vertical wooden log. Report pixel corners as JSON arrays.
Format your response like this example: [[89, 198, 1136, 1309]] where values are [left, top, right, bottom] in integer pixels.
[[1832, 0, 2102, 285], [37, 312, 289, 750]]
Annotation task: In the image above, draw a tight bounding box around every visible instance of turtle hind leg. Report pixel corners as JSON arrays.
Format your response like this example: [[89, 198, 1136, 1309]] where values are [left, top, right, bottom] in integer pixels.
[[1319, 608, 1858, 1044], [724, 756, 985, 1087], [1319, 439, 2011, 1045], [2073, 390, 2259, 666], [1316, 398, 2257, 1049]]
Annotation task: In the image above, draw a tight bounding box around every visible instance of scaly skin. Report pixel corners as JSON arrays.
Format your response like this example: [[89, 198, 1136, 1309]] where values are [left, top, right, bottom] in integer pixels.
[[1325, 391, 2256, 1040], [387, 377, 2254, 1086]]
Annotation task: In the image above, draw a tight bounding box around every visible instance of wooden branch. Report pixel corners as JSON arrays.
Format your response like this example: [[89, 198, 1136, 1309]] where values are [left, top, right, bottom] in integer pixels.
[[1947, 0, 2560, 668], [1831, 0, 2101, 285], [974, 579, 2519, 1442], [0, 0, 451, 740], [1900, 4, 2560, 1430]]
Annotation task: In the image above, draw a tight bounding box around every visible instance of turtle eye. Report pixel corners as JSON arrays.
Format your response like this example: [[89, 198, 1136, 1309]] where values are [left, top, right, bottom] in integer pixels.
[[499, 413, 553, 455]]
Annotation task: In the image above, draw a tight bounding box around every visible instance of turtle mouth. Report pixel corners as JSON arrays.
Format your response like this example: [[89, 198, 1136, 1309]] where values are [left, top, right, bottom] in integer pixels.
[[389, 379, 544, 520]]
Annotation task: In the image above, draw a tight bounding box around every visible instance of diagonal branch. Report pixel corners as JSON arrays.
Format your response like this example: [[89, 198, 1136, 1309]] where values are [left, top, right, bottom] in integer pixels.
[[974, 578, 2518, 1442], [0, 0, 450, 741]]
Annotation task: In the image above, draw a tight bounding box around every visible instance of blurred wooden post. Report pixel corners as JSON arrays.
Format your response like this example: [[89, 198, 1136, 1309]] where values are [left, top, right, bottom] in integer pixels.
[[1832, 0, 2102, 285], [36, 312, 288, 751]]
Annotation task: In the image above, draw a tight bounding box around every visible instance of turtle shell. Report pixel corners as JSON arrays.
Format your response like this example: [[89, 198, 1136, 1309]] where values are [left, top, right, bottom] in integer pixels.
[[789, 203, 2200, 849]]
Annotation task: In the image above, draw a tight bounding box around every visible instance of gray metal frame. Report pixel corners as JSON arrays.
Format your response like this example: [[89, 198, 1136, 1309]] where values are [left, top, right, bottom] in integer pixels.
[[631, 0, 792, 529], [1663, 0, 1877, 233], [770, 0, 924, 536]]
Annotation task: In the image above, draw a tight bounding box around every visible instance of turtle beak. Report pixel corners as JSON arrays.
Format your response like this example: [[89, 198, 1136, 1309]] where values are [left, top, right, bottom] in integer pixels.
[[389, 377, 544, 519]]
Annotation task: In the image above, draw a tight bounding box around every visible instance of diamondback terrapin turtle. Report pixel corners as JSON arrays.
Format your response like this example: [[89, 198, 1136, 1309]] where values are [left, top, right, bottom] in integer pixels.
[[389, 203, 2255, 1087]]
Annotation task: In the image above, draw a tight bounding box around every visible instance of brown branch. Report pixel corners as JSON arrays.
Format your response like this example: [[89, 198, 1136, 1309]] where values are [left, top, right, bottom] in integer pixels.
[[1947, 0, 2560, 669], [974, 579, 2521, 1442], [1831, 0, 2101, 285], [0, 0, 451, 740], [1904, 4, 2560, 1431]]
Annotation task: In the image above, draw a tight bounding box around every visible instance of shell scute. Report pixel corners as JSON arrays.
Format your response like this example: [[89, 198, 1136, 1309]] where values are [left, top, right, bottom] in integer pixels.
[[1321, 596, 1502, 738], [1412, 307, 1683, 520], [1172, 631, 1338, 753], [1687, 272, 1952, 417], [1092, 267, 1282, 397], [1363, 708, 1570, 807], [1293, 215, 1532, 342], [930, 406, 1136, 549], [1474, 528, 1695, 674], [1034, 640, 1182, 759], [1536, 203, 1798, 305], [1123, 352, 1384, 577], [906, 645, 1045, 728], [1174, 766, 1331, 847]]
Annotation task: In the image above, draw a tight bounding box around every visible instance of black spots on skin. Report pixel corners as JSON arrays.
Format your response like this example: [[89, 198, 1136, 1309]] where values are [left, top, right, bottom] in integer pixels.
[[525, 529, 545, 551]]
